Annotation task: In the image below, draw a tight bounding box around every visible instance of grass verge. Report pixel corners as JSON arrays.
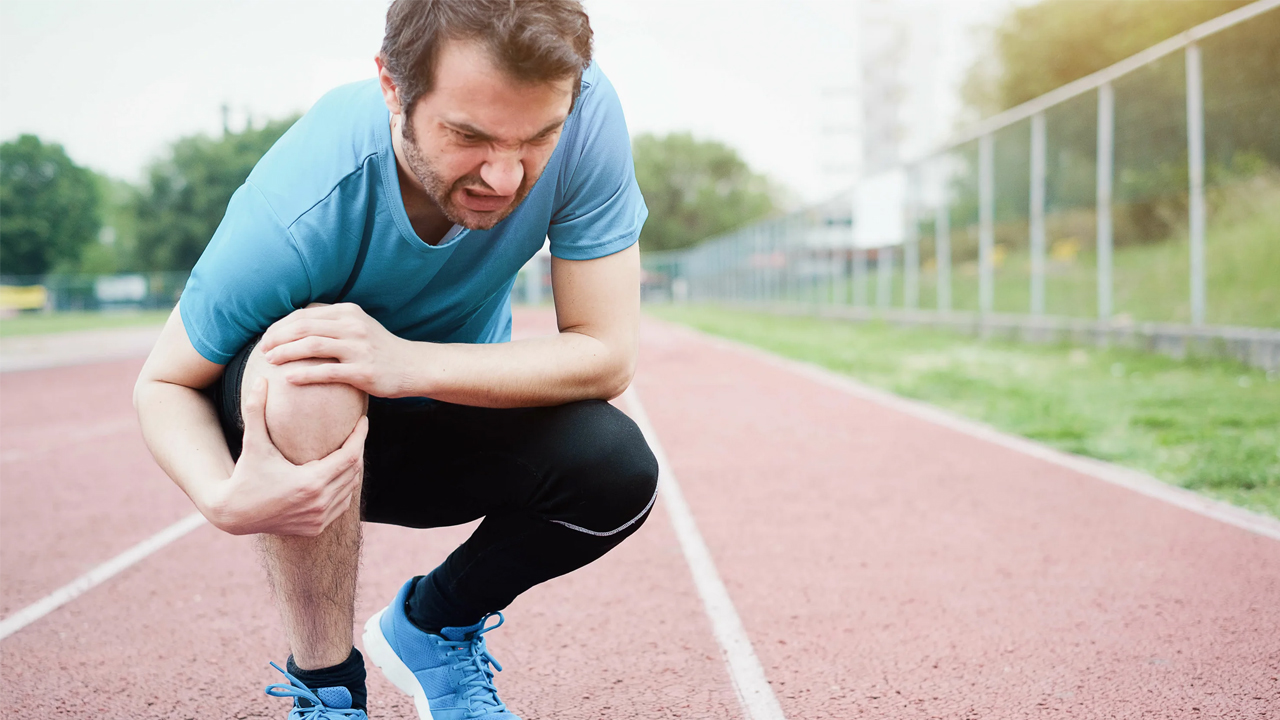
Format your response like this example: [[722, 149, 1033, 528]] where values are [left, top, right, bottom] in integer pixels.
[[648, 304, 1280, 519], [0, 309, 171, 338]]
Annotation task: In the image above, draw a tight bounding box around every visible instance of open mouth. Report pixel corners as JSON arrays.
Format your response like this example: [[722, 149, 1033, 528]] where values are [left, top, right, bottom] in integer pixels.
[[458, 188, 514, 213]]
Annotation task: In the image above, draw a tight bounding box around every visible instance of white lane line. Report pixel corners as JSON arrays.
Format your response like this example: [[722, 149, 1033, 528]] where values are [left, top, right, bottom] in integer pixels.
[[0, 512, 206, 641], [680, 326, 1280, 543], [621, 387, 788, 720]]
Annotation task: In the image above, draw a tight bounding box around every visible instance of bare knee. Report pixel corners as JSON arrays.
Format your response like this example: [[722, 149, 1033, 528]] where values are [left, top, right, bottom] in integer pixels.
[[242, 344, 367, 465]]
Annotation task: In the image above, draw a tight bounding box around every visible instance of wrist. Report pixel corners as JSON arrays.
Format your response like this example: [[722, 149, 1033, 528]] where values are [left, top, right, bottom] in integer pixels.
[[397, 339, 437, 398]]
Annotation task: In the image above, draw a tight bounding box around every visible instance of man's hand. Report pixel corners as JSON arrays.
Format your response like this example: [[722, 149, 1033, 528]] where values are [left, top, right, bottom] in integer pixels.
[[259, 303, 413, 398], [202, 376, 368, 537]]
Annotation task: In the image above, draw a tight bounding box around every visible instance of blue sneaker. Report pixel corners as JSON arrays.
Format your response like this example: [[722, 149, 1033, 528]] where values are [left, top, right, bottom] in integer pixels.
[[264, 661, 367, 719], [362, 579, 519, 719]]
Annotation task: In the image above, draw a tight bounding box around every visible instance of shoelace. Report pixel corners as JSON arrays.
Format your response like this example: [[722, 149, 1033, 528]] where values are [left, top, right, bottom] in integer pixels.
[[264, 662, 364, 719], [434, 612, 509, 718]]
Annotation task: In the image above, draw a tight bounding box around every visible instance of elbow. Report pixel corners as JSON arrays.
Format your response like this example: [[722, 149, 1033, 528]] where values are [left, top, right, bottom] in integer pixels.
[[602, 356, 636, 401], [132, 375, 147, 413], [133, 368, 162, 416]]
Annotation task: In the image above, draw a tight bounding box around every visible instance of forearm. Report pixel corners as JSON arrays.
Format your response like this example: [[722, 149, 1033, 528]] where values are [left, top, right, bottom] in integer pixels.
[[134, 380, 236, 515], [407, 330, 633, 408]]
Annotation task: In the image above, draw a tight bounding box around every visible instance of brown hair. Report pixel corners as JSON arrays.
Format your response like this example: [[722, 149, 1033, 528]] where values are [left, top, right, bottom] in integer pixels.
[[380, 0, 593, 113]]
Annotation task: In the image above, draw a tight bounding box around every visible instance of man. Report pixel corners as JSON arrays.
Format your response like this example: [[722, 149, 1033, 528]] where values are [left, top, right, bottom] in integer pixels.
[[133, 1, 658, 718]]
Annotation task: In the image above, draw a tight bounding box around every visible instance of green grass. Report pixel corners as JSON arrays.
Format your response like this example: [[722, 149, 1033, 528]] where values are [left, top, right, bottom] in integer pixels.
[[647, 304, 1280, 519], [0, 309, 171, 338]]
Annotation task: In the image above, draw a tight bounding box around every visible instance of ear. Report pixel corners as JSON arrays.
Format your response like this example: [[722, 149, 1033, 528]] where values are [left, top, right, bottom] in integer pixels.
[[375, 56, 404, 117]]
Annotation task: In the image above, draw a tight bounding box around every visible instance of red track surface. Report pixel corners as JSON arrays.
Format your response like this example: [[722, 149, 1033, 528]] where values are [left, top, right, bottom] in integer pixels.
[[3, 309, 1278, 718]]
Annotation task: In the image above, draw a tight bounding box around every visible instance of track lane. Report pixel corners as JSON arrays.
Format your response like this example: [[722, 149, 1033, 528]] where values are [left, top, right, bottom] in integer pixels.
[[635, 318, 1280, 719], [4, 310, 744, 718], [1, 359, 194, 616]]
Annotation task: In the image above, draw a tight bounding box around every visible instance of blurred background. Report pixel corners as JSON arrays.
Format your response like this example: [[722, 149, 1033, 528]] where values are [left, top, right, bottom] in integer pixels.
[[3, 0, 1276, 330], [2, 1, 1277, 514], [0, 0, 1003, 313]]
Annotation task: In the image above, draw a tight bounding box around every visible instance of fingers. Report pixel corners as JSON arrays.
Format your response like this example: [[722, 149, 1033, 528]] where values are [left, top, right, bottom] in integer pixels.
[[342, 413, 371, 453], [285, 362, 360, 387], [266, 336, 346, 365], [317, 487, 357, 533], [259, 302, 361, 352], [260, 317, 344, 353], [306, 415, 369, 478], [240, 377, 275, 456], [314, 449, 363, 533]]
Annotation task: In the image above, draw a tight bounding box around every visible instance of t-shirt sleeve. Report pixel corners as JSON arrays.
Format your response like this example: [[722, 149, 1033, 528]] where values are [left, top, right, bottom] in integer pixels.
[[547, 74, 648, 261], [179, 182, 313, 364]]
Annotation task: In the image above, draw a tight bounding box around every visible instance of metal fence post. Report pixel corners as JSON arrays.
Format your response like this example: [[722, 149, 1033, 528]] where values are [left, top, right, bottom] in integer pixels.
[[721, 239, 730, 302], [727, 236, 736, 302], [1186, 43, 1207, 327], [978, 133, 995, 315], [771, 222, 781, 303], [904, 167, 920, 309], [1030, 112, 1047, 315], [935, 184, 952, 312], [829, 243, 839, 304], [780, 221, 788, 303], [722, 240, 730, 302], [738, 235, 746, 302], [755, 227, 764, 303], [1096, 82, 1114, 320], [876, 246, 894, 309], [853, 247, 868, 307]]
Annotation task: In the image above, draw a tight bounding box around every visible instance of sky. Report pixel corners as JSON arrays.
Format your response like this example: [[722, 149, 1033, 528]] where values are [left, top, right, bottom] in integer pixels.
[[0, 0, 1013, 205]]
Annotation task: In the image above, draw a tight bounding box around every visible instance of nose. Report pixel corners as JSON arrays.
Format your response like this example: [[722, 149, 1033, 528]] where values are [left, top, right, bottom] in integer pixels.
[[479, 152, 523, 197]]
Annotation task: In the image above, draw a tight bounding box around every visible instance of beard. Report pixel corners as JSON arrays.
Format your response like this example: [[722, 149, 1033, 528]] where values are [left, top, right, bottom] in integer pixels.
[[401, 118, 541, 231]]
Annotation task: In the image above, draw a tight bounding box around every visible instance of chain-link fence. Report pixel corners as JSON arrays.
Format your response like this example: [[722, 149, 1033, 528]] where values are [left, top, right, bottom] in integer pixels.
[[644, 1, 1280, 368], [0, 272, 188, 314]]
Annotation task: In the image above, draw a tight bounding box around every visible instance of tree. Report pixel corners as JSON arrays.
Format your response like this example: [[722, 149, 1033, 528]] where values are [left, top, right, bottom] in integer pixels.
[[0, 135, 102, 276], [133, 116, 298, 272], [962, 0, 1252, 117], [632, 132, 779, 252], [959, 1, 1279, 245]]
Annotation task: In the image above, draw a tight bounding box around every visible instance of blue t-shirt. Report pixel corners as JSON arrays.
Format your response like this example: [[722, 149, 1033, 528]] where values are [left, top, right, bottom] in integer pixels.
[[180, 62, 646, 367]]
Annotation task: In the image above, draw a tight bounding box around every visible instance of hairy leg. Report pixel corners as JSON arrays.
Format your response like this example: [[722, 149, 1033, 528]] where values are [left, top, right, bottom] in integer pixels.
[[242, 342, 368, 670]]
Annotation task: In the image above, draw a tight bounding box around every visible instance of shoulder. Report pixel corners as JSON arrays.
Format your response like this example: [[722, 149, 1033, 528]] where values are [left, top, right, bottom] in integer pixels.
[[246, 80, 387, 227], [556, 63, 631, 179], [567, 62, 623, 134]]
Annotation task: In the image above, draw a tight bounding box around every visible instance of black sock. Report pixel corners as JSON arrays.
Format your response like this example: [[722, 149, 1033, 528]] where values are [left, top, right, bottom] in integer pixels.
[[286, 647, 367, 711], [406, 571, 482, 634]]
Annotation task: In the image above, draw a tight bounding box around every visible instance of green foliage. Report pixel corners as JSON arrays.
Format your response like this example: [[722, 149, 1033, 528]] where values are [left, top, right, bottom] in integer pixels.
[[957, 4, 1280, 247], [963, 0, 1250, 116], [649, 305, 1280, 518], [133, 117, 298, 272], [0, 135, 102, 276], [632, 132, 778, 252], [77, 174, 143, 274]]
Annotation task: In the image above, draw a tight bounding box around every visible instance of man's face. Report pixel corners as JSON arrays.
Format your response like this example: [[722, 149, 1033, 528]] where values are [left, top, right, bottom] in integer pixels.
[[392, 40, 575, 230]]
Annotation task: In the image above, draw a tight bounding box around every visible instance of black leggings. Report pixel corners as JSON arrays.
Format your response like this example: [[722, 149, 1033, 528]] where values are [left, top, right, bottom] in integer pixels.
[[209, 340, 659, 628]]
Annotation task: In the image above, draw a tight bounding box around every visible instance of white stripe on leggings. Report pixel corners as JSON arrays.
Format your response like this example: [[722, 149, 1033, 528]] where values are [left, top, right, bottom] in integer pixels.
[[550, 485, 659, 537]]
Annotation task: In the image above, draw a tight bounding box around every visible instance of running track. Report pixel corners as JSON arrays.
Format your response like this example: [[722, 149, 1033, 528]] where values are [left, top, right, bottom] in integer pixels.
[[2, 308, 1278, 718]]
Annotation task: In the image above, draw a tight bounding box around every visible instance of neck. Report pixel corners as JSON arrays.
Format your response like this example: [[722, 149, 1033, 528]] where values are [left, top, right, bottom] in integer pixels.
[[390, 114, 454, 245]]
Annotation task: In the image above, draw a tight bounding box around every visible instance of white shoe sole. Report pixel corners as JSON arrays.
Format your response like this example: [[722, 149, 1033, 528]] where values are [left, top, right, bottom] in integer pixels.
[[362, 608, 435, 720]]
